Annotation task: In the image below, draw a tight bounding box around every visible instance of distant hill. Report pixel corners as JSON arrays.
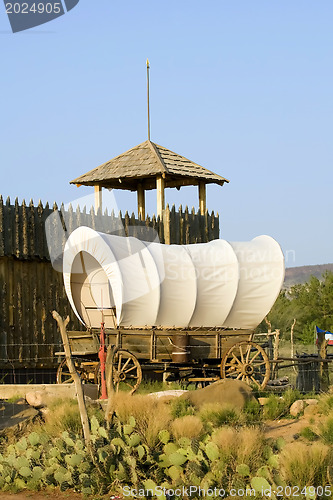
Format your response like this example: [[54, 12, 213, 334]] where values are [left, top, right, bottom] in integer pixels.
[[284, 264, 333, 288]]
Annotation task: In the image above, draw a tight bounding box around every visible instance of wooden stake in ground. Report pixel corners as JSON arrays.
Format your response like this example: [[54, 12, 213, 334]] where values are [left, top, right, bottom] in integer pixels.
[[264, 316, 274, 360], [52, 311, 91, 444], [317, 328, 330, 392], [290, 318, 297, 374], [272, 329, 280, 379]]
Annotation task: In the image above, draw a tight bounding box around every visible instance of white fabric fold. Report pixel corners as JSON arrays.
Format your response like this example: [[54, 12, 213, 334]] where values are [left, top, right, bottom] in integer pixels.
[[63, 227, 284, 329]]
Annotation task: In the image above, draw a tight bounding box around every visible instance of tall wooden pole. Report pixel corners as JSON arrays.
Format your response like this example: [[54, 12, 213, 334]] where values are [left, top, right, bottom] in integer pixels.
[[147, 59, 150, 141], [156, 175, 165, 218], [52, 311, 91, 445], [137, 182, 145, 220], [198, 181, 206, 215], [94, 185, 102, 214]]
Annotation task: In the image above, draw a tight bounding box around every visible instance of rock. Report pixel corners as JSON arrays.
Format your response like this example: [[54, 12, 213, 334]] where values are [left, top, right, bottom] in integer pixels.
[[258, 397, 269, 406], [26, 391, 45, 408], [305, 399, 318, 406], [303, 404, 319, 417], [148, 390, 188, 399], [290, 400, 305, 417], [39, 407, 50, 417], [13, 398, 26, 405], [0, 403, 39, 435], [181, 379, 254, 410]]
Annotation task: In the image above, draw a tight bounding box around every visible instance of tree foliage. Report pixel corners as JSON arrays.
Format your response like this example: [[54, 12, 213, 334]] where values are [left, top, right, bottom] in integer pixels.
[[257, 272, 333, 344]]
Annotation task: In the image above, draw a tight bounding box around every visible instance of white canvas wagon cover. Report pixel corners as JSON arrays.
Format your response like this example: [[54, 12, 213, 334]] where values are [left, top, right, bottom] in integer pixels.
[[63, 226, 284, 330]]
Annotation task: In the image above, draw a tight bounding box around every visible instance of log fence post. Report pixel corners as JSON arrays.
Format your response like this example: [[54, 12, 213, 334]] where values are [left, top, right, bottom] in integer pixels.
[[52, 311, 91, 445]]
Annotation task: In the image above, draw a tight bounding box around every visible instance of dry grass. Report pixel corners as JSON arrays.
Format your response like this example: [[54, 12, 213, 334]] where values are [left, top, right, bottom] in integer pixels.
[[236, 427, 265, 465], [317, 393, 333, 415], [319, 414, 333, 445], [110, 392, 172, 447], [171, 415, 203, 440], [40, 399, 82, 437], [211, 426, 235, 460], [280, 442, 331, 487], [212, 426, 265, 471]]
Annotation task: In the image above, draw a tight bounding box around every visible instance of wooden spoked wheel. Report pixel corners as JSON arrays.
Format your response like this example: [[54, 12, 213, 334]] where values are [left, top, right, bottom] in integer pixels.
[[221, 341, 270, 389], [110, 348, 142, 395], [56, 358, 95, 384]]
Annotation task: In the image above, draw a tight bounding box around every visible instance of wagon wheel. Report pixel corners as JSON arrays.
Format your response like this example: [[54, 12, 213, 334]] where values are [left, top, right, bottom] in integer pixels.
[[103, 348, 142, 395], [56, 358, 91, 384], [221, 341, 270, 389]]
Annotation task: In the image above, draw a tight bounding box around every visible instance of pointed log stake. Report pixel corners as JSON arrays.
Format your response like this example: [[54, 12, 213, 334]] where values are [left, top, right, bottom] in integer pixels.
[[52, 311, 91, 445]]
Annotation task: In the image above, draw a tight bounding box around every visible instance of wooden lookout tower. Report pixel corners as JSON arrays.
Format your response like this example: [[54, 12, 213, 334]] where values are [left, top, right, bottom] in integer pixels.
[[70, 140, 229, 219]]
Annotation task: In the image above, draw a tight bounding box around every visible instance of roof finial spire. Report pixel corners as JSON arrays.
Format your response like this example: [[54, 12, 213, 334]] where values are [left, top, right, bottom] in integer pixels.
[[147, 58, 150, 141]]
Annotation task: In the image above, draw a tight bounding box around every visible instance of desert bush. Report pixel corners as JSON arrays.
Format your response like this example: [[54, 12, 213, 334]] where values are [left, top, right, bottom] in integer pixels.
[[237, 427, 265, 467], [280, 442, 331, 487], [283, 388, 302, 408], [319, 416, 333, 445], [300, 426, 319, 442], [211, 426, 235, 456], [318, 393, 333, 415], [212, 426, 265, 473], [111, 393, 172, 447], [170, 396, 196, 418], [198, 403, 240, 428], [241, 399, 262, 425], [171, 415, 203, 440], [40, 399, 82, 437], [262, 394, 290, 420]]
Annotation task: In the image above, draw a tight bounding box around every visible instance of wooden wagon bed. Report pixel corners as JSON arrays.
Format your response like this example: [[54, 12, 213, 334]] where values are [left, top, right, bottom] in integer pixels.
[[56, 327, 271, 394]]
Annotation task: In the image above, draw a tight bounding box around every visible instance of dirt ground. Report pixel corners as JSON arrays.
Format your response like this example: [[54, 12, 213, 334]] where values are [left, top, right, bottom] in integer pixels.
[[0, 493, 120, 500], [0, 492, 87, 500], [264, 404, 321, 443]]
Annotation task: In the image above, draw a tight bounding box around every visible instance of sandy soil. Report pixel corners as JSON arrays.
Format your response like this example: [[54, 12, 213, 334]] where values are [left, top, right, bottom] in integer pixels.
[[264, 404, 323, 442], [0, 492, 86, 500]]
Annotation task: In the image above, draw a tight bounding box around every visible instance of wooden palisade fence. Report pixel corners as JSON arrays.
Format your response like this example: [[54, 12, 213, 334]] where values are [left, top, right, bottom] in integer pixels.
[[0, 196, 219, 376]]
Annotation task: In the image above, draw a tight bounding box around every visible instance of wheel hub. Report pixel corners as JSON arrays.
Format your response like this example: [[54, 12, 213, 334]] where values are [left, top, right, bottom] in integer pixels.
[[243, 364, 254, 376]]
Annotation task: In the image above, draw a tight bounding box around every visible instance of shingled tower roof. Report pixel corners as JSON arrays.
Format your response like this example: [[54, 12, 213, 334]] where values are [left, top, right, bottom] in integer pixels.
[[71, 140, 229, 191]]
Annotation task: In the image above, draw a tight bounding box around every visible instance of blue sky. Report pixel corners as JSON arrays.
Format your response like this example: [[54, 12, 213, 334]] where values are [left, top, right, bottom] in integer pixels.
[[1, 1, 332, 267]]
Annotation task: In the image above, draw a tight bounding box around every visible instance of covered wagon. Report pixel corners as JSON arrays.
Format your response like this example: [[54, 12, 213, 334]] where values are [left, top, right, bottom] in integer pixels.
[[57, 226, 284, 392]]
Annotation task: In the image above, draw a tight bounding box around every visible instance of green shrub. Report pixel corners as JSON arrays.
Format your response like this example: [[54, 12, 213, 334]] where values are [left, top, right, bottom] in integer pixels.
[[318, 394, 333, 415], [300, 426, 318, 442], [320, 416, 333, 445], [283, 388, 302, 408], [41, 399, 82, 437], [199, 403, 239, 428], [170, 397, 195, 419], [263, 394, 289, 420], [241, 399, 262, 425]]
